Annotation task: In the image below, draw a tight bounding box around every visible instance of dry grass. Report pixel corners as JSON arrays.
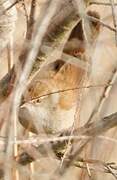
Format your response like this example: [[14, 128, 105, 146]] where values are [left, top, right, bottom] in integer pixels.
[[0, 0, 117, 180]]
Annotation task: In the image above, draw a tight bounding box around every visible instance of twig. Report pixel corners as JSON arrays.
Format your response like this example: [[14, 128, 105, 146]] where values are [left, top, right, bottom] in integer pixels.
[[87, 66, 117, 124], [28, 83, 113, 102], [86, 6, 117, 121], [105, 164, 117, 179], [22, 0, 29, 34], [86, 163, 92, 177], [109, 0, 117, 46], [75, 158, 117, 178], [4, 0, 22, 13], [50, 111, 117, 178], [16, 111, 117, 165], [30, 3, 82, 76], [26, 0, 36, 40], [0, 0, 85, 103], [7, 37, 14, 73], [41, 44, 88, 70], [4, 0, 61, 179], [86, 14, 116, 32], [89, 1, 117, 6], [0, 111, 116, 178], [1, 156, 117, 179]]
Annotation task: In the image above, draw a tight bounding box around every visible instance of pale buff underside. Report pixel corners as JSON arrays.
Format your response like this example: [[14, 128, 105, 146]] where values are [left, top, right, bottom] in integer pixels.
[[19, 61, 85, 133]]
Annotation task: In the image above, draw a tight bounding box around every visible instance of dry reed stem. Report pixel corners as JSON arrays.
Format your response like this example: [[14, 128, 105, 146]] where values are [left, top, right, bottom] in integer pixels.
[[0, 1, 117, 179], [87, 63, 117, 124], [89, 0, 117, 6], [0, 110, 116, 178], [4, 0, 61, 179], [16, 111, 117, 163], [109, 0, 117, 45], [0, 0, 85, 103]]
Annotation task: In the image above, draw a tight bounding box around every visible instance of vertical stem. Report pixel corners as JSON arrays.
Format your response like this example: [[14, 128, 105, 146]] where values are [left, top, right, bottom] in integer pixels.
[[7, 37, 14, 73], [26, 0, 36, 40], [109, 0, 117, 46]]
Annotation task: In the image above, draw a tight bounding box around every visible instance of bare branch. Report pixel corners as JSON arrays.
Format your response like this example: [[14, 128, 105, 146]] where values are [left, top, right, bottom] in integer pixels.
[[86, 14, 116, 32], [26, 0, 36, 40], [89, 1, 117, 6], [109, 0, 117, 46], [0, 0, 85, 103], [50, 111, 117, 177], [16, 111, 117, 165], [29, 83, 113, 102]]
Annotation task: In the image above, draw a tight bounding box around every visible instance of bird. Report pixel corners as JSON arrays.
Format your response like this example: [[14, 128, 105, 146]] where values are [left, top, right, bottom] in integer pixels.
[[18, 10, 100, 134], [19, 59, 85, 134]]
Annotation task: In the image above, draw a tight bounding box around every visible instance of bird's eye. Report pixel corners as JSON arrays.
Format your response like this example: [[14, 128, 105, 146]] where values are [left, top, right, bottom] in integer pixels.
[[31, 98, 41, 104], [73, 50, 79, 57], [36, 99, 40, 103], [28, 87, 32, 92]]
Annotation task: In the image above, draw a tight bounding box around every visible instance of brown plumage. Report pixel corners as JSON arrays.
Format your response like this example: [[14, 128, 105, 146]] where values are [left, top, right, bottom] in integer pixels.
[[18, 10, 100, 134]]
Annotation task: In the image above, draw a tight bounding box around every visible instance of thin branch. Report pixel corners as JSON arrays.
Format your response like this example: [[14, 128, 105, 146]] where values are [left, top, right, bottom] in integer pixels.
[[3, 0, 22, 13], [22, 0, 29, 34], [16, 111, 117, 165], [28, 83, 113, 102], [30, 3, 82, 76], [41, 44, 88, 70], [89, 1, 117, 6], [86, 163, 92, 177], [26, 0, 36, 40], [4, 0, 61, 179], [86, 7, 117, 123], [51, 111, 117, 178], [87, 66, 117, 124], [109, 0, 117, 46], [86, 14, 116, 32], [0, 0, 84, 103], [105, 164, 117, 179], [0, 111, 116, 178], [7, 37, 14, 73], [75, 158, 117, 179]]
